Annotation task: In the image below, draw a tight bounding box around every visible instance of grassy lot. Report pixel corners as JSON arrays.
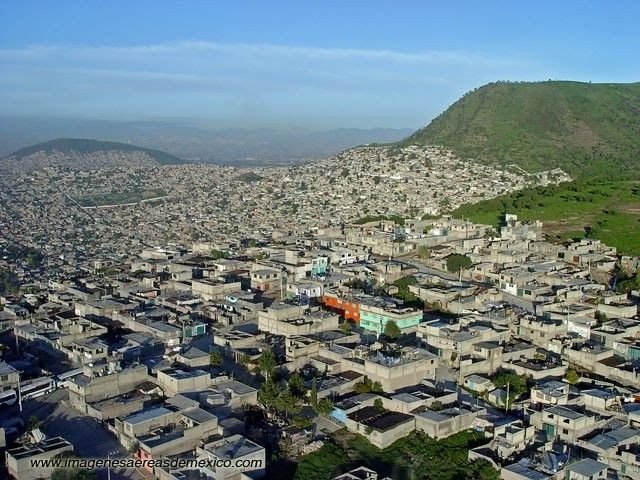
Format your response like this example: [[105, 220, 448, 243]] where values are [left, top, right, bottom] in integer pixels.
[[292, 430, 497, 480], [451, 180, 640, 255], [75, 188, 167, 207]]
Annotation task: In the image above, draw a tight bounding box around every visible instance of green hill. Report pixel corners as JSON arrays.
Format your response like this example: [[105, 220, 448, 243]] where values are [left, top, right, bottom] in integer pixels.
[[402, 81, 640, 178], [5, 138, 186, 165]]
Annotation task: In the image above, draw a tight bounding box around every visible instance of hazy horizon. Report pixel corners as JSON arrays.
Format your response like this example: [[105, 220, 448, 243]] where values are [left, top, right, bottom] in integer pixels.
[[2, 1, 639, 130]]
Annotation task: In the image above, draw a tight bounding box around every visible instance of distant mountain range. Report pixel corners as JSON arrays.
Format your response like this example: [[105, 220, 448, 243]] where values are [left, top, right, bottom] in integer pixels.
[[401, 80, 640, 178], [6, 138, 185, 165], [0, 117, 413, 165], [1, 138, 186, 172]]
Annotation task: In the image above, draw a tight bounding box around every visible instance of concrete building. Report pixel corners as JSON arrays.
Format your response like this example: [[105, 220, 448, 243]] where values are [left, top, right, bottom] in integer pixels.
[[415, 404, 486, 440], [0, 362, 20, 392], [156, 368, 211, 396], [6, 437, 74, 480], [359, 300, 423, 336]]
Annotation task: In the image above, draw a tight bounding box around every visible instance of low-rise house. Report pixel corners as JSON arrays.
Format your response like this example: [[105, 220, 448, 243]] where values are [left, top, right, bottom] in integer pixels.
[[501, 460, 552, 480], [192, 278, 243, 301], [503, 358, 567, 381], [85, 389, 150, 421], [201, 377, 258, 413], [581, 388, 621, 413], [463, 374, 495, 394], [470, 420, 536, 465], [250, 268, 282, 294], [577, 424, 640, 478], [358, 299, 423, 336], [68, 363, 150, 414], [258, 303, 339, 337], [115, 404, 219, 468], [493, 421, 536, 461], [0, 362, 20, 391], [516, 316, 566, 349], [528, 405, 604, 443], [565, 458, 608, 480], [156, 368, 211, 396], [189, 434, 266, 480], [389, 382, 457, 413], [335, 346, 438, 392], [5, 437, 74, 480], [330, 393, 378, 425], [333, 466, 392, 480], [345, 406, 415, 448], [175, 346, 210, 368], [530, 380, 572, 406], [114, 332, 165, 361], [68, 338, 109, 365], [415, 403, 486, 440]]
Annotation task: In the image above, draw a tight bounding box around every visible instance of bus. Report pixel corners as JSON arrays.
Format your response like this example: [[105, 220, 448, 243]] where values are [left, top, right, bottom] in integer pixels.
[[55, 367, 84, 388], [20, 376, 56, 401], [0, 388, 17, 407]]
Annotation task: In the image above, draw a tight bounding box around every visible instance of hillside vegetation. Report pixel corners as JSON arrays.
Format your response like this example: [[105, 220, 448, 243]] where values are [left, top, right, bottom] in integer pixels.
[[291, 430, 497, 480], [5, 138, 185, 166], [402, 81, 640, 178]]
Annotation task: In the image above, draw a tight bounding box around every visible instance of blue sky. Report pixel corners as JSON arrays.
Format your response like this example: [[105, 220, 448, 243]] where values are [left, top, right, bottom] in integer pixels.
[[1, 1, 638, 129]]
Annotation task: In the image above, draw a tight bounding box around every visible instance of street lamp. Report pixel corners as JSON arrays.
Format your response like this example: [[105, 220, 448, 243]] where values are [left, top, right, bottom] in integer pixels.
[[107, 449, 119, 480], [17, 371, 23, 414]]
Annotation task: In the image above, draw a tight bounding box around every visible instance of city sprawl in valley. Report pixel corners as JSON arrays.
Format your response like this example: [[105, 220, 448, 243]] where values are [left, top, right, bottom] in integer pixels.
[[1, 134, 640, 480]]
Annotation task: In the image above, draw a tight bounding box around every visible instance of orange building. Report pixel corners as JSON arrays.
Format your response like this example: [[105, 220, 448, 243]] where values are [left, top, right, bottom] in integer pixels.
[[321, 293, 361, 323]]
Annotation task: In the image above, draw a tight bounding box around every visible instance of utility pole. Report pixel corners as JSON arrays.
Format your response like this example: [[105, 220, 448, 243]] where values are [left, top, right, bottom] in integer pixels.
[[279, 272, 285, 301], [17, 371, 23, 414], [505, 381, 510, 413]]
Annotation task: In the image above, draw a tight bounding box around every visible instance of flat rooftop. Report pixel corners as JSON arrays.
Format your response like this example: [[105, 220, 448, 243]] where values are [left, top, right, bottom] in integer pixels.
[[347, 406, 414, 432]]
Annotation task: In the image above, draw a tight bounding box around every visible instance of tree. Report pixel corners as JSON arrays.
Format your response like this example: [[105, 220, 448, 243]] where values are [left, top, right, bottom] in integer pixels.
[[288, 373, 307, 399], [383, 320, 401, 341], [258, 378, 280, 412], [0, 268, 20, 295], [209, 350, 222, 367], [25, 248, 43, 269], [373, 398, 384, 412], [52, 470, 96, 480], [51, 453, 96, 480], [27, 415, 42, 430], [430, 400, 443, 411], [354, 376, 384, 394], [565, 369, 580, 385], [274, 389, 301, 420], [492, 369, 527, 403], [237, 353, 250, 367], [316, 397, 333, 415], [594, 310, 607, 323], [210, 249, 229, 260], [339, 322, 351, 334], [258, 350, 276, 380], [446, 254, 473, 273]]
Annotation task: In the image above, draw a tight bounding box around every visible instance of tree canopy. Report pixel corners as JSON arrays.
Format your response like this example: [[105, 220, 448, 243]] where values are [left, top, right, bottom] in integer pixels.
[[258, 350, 277, 379], [383, 320, 401, 341], [446, 254, 473, 273]]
